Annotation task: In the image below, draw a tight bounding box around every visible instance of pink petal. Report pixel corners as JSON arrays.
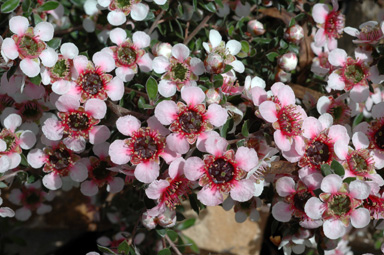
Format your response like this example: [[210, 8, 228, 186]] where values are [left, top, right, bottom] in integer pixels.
[[190, 57, 205, 76], [301, 173, 323, 190], [316, 96, 331, 114], [137, 53, 153, 72], [229, 60, 244, 73], [89, 125, 110, 144], [372, 102, 384, 119], [153, 56, 170, 74], [314, 28, 327, 47], [373, 149, 384, 169], [350, 85, 369, 103], [1, 38, 18, 60], [181, 86, 205, 107], [318, 113, 333, 130], [154, 100, 178, 125], [276, 85, 296, 107], [272, 201, 292, 222], [116, 66, 135, 82], [328, 124, 349, 144], [109, 28, 127, 45], [206, 104, 227, 127], [230, 179, 255, 202], [85, 99, 106, 119], [15, 207, 32, 221], [56, 94, 80, 112], [52, 80, 73, 95], [196, 131, 220, 153], [350, 208, 370, 228], [0, 207, 15, 218], [184, 156, 205, 181], [92, 142, 110, 159], [275, 176, 296, 197], [158, 79, 176, 98], [42, 172, 62, 190], [197, 186, 223, 206], [60, 42, 78, 59], [19, 130, 36, 150], [20, 58, 40, 77], [134, 161, 160, 183], [63, 137, 86, 152], [69, 162, 88, 182], [9, 16, 29, 36], [235, 147, 258, 172], [328, 72, 345, 90], [166, 133, 189, 154], [0, 156, 11, 173], [349, 180, 370, 199], [42, 118, 64, 141], [226, 40, 241, 55], [259, 101, 278, 123], [304, 197, 324, 220], [3, 113, 21, 132], [251, 86, 268, 106], [172, 43, 190, 62], [34, 22, 54, 41], [274, 130, 291, 152], [109, 139, 130, 164], [334, 140, 348, 160], [168, 157, 185, 179], [81, 180, 99, 196], [107, 177, 125, 193], [352, 131, 369, 150], [147, 116, 170, 136], [302, 117, 322, 139], [328, 48, 347, 67], [116, 115, 141, 136], [323, 219, 346, 239], [205, 136, 228, 157], [131, 3, 149, 21], [321, 174, 342, 193], [107, 11, 126, 26], [146, 180, 170, 199], [312, 3, 329, 24], [133, 31, 150, 49], [93, 51, 115, 73], [106, 77, 124, 101], [27, 149, 46, 169], [73, 55, 89, 74]]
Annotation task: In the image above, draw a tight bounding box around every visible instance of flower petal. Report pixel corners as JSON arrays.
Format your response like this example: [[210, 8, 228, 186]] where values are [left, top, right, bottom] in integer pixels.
[[131, 3, 149, 21], [34, 22, 54, 41], [9, 16, 29, 36], [272, 201, 292, 222], [134, 161, 160, 183], [109, 139, 130, 164]]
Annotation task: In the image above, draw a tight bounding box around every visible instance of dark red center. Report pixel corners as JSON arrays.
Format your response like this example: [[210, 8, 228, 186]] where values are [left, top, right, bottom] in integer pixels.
[[179, 110, 203, 134], [208, 158, 235, 184], [133, 136, 158, 160], [82, 72, 103, 95]]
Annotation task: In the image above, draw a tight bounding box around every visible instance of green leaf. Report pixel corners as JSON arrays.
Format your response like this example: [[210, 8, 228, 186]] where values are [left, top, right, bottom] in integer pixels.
[[177, 218, 196, 231], [97, 244, 117, 255], [289, 17, 296, 27], [223, 64, 233, 73], [29, 74, 42, 85], [1, 0, 20, 13], [321, 164, 332, 176], [266, 52, 279, 62], [182, 235, 200, 253], [158, 248, 171, 255], [39, 1, 59, 11], [47, 38, 62, 50], [343, 177, 356, 184], [117, 240, 131, 254], [241, 120, 249, 137], [228, 25, 235, 37], [156, 229, 167, 237], [220, 118, 233, 138], [146, 76, 158, 101], [192, 0, 197, 11], [0, 181, 8, 188], [202, 2, 216, 12], [213, 74, 223, 88], [331, 160, 345, 176], [214, 0, 224, 8], [241, 40, 250, 53], [166, 229, 178, 242], [352, 113, 364, 127], [22, 0, 30, 12]]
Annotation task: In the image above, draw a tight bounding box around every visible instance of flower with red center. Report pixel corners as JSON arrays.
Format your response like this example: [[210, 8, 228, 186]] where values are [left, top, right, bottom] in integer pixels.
[[310, 42, 333, 76], [316, 94, 352, 125], [145, 158, 192, 216], [365, 102, 384, 169], [71, 52, 124, 102], [334, 131, 383, 186], [272, 175, 323, 229], [184, 136, 259, 206], [42, 94, 110, 152], [142, 208, 177, 230], [15, 99, 49, 123], [0, 113, 36, 172], [203, 29, 244, 74], [1, 16, 57, 77], [220, 70, 243, 96], [109, 115, 178, 183], [80, 142, 125, 196], [258, 82, 307, 153], [155, 86, 228, 155], [363, 181, 384, 219], [305, 174, 371, 240], [344, 21, 384, 45], [41, 43, 79, 95], [97, 0, 149, 25], [152, 43, 205, 97], [295, 114, 349, 174], [104, 28, 152, 82], [327, 48, 370, 103], [8, 181, 54, 221], [312, 0, 345, 50], [0, 94, 15, 113], [27, 141, 88, 190]]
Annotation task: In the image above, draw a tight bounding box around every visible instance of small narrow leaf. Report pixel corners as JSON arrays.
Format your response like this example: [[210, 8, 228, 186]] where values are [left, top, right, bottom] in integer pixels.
[[202, 2, 216, 12], [117, 240, 131, 254], [331, 160, 345, 176], [1, 0, 20, 13], [321, 164, 332, 176], [220, 118, 234, 138], [177, 218, 196, 231], [146, 76, 158, 101], [241, 120, 249, 137], [156, 229, 167, 237], [166, 229, 178, 242], [39, 1, 59, 11], [266, 52, 279, 62], [158, 248, 171, 255], [29, 74, 42, 85], [47, 38, 62, 50], [97, 245, 117, 255]]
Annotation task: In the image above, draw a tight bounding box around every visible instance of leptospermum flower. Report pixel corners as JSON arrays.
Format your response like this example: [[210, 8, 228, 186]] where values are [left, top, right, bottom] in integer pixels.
[[109, 115, 178, 183], [0, 190, 15, 218], [8, 181, 54, 221], [365, 102, 384, 169], [97, 0, 149, 26], [152, 43, 205, 97], [334, 131, 384, 186], [0, 113, 36, 172], [1, 16, 57, 77], [327, 48, 370, 103], [258, 82, 307, 153], [154, 86, 228, 154], [42, 94, 110, 152], [304, 174, 371, 240], [344, 21, 384, 45], [203, 29, 244, 74], [27, 141, 88, 190], [41, 43, 79, 95], [310, 42, 332, 76], [103, 28, 152, 82], [184, 136, 258, 206], [145, 158, 192, 216], [80, 142, 125, 196], [363, 181, 384, 219], [142, 208, 176, 230], [316, 94, 352, 125], [70, 52, 124, 102], [312, 0, 345, 50]]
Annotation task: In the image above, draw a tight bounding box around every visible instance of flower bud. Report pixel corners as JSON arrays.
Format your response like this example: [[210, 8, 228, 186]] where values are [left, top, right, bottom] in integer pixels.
[[204, 52, 224, 74], [206, 88, 221, 104], [262, 0, 273, 7], [152, 42, 172, 58], [278, 52, 298, 72], [275, 68, 291, 83], [247, 20, 265, 36], [284, 24, 304, 44]]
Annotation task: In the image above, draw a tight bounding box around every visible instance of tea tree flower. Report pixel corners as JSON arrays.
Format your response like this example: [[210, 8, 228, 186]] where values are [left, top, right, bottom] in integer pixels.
[[97, 0, 149, 25], [344, 21, 384, 45], [1, 16, 56, 77]]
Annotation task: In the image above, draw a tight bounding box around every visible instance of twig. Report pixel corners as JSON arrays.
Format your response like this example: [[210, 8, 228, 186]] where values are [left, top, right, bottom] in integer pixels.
[[183, 13, 213, 45], [106, 100, 148, 120], [165, 235, 183, 255], [185, 21, 190, 39], [148, 9, 166, 35], [54, 26, 83, 36], [0, 170, 23, 182]]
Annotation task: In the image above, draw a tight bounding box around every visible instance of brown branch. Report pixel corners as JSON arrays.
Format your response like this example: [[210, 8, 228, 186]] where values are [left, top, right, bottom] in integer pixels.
[[165, 234, 183, 255], [148, 9, 166, 35], [54, 26, 83, 36], [183, 13, 213, 45], [106, 100, 148, 120]]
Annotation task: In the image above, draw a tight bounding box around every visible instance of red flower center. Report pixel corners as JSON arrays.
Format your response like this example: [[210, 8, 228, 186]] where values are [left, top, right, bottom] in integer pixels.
[[128, 128, 165, 164], [324, 11, 344, 39], [208, 158, 235, 184]]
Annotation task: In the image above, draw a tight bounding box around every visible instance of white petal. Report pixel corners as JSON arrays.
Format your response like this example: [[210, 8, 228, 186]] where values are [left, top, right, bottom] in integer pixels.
[[40, 47, 58, 67], [107, 11, 127, 26], [131, 3, 149, 21], [9, 16, 29, 36], [34, 22, 54, 41]]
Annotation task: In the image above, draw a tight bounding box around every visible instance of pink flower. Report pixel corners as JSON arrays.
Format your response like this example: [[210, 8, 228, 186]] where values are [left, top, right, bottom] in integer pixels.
[[1, 16, 56, 77], [0, 190, 15, 218], [27, 141, 88, 190], [312, 0, 345, 50], [145, 158, 192, 216], [344, 21, 384, 45], [154, 86, 228, 154], [98, 0, 149, 25], [8, 181, 54, 221], [42, 94, 110, 152], [104, 28, 152, 82], [153, 43, 205, 97], [109, 115, 178, 184], [316, 94, 352, 125], [258, 82, 307, 153], [363, 181, 384, 219], [184, 136, 258, 206], [142, 208, 176, 230], [80, 142, 125, 196], [304, 174, 371, 240], [70, 53, 124, 102], [220, 70, 243, 96], [365, 102, 384, 169], [310, 42, 332, 76], [327, 48, 370, 102]]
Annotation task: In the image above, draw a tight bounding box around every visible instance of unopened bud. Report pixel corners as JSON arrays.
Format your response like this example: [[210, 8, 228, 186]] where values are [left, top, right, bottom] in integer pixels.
[[206, 88, 221, 104], [247, 20, 265, 36], [284, 24, 304, 44], [278, 52, 298, 72], [152, 42, 172, 58], [204, 52, 224, 74], [275, 68, 291, 83]]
